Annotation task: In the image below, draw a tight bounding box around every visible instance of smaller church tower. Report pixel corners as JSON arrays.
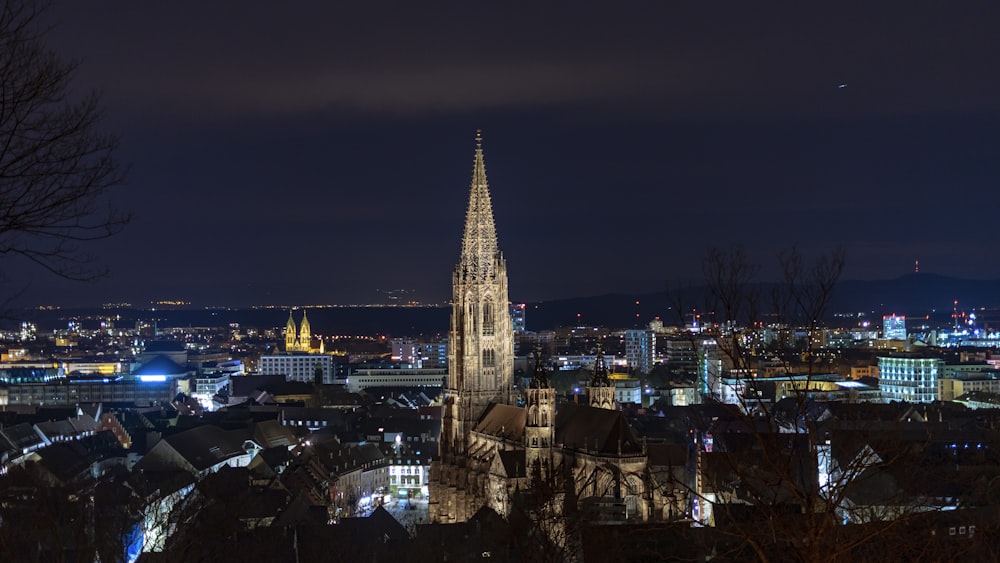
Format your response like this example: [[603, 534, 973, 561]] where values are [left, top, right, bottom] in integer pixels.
[[525, 349, 555, 483], [285, 310, 297, 352], [588, 345, 616, 410], [299, 309, 311, 350]]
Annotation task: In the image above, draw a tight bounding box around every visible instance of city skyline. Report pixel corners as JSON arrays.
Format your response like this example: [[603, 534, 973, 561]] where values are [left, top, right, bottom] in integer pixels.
[[13, 2, 1000, 307]]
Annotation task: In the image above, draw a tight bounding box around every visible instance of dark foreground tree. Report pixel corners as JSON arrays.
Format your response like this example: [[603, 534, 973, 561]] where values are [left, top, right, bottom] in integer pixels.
[[670, 246, 1000, 563], [0, 0, 127, 281]]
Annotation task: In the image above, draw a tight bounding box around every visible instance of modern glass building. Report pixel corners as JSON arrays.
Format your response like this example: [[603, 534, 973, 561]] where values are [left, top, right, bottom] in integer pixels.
[[883, 315, 907, 340], [625, 329, 656, 374], [878, 354, 943, 402]]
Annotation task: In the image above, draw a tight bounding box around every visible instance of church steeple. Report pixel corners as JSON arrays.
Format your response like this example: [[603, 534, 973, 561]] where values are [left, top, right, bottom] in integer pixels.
[[440, 130, 515, 470], [529, 346, 551, 389], [285, 310, 297, 352], [525, 349, 555, 484], [299, 309, 311, 350], [460, 130, 499, 281], [588, 344, 616, 410]]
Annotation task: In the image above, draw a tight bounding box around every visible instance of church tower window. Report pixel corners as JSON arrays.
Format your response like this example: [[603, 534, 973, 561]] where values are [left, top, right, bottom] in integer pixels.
[[483, 299, 495, 335]]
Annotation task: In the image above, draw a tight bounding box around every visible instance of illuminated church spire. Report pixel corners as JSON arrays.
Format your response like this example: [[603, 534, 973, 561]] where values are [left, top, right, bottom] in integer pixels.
[[285, 310, 297, 351], [460, 130, 499, 280], [299, 309, 311, 348], [588, 344, 616, 410], [440, 130, 514, 470]]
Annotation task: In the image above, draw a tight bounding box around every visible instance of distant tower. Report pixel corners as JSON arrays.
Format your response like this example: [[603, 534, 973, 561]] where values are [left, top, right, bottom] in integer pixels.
[[588, 345, 616, 410], [440, 130, 515, 463], [285, 310, 297, 351], [524, 350, 555, 483], [299, 309, 311, 349], [284, 309, 313, 352]]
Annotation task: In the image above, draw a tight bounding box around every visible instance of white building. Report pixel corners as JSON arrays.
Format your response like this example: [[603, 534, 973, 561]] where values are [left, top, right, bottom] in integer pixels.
[[347, 368, 447, 392], [878, 355, 944, 403], [259, 353, 334, 384], [613, 377, 642, 405]]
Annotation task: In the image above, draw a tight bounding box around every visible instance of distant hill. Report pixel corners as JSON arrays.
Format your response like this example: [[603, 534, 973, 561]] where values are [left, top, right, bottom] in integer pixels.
[[13, 274, 1000, 335], [523, 274, 1000, 330], [830, 273, 1000, 315]]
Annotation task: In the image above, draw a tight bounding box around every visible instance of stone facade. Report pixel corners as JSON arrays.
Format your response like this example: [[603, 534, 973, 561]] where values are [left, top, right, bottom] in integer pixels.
[[429, 134, 678, 525]]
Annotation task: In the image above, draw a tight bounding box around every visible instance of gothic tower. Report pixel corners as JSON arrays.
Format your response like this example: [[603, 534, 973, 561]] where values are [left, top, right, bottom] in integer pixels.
[[588, 344, 616, 410], [525, 351, 555, 484], [298, 309, 311, 350], [440, 130, 515, 462], [285, 310, 297, 352]]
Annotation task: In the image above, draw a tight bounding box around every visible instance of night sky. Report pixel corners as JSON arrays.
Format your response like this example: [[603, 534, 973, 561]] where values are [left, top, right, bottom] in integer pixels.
[[18, 2, 1000, 307]]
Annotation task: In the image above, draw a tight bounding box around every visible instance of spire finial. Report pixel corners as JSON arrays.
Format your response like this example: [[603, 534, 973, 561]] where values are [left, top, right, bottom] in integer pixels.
[[459, 130, 498, 279]]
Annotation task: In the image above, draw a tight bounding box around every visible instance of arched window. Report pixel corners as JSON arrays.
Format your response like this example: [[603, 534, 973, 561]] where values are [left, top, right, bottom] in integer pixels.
[[541, 408, 549, 426], [483, 349, 495, 367]]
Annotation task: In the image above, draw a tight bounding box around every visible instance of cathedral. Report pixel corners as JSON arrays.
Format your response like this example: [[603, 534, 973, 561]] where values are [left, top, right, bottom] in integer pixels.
[[285, 309, 314, 352], [429, 133, 671, 525]]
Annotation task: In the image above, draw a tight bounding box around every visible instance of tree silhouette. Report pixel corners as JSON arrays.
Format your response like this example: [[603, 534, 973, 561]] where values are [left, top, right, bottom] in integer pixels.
[[0, 0, 128, 282]]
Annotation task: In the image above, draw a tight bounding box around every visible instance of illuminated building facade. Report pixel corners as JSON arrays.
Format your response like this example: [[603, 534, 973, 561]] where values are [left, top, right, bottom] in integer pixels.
[[259, 353, 333, 384], [431, 132, 516, 522], [419, 341, 448, 368], [284, 309, 315, 352], [511, 303, 526, 334], [883, 314, 907, 340], [878, 354, 944, 403], [938, 371, 1000, 402], [0, 379, 175, 406], [429, 134, 673, 525], [625, 329, 656, 374], [346, 368, 447, 392], [391, 339, 419, 364]]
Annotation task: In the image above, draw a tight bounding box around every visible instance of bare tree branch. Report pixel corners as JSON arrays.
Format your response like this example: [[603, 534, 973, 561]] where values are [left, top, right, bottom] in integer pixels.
[[0, 0, 129, 282]]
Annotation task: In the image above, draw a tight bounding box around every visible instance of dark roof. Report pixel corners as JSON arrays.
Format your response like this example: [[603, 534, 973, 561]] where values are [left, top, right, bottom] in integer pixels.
[[230, 376, 314, 397], [474, 403, 526, 441], [137, 424, 252, 473], [231, 375, 288, 396], [336, 505, 409, 542], [31, 407, 80, 422], [36, 431, 125, 485], [34, 419, 77, 441], [413, 506, 513, 562], [496, 449, 527, 478], [0, 422, 43, 453], [254, 446, 292, 471], [554, 403, 642, 455], [133, 355, 189, 376], [360, 417, 440, 437], [253, 418, 297, 448]]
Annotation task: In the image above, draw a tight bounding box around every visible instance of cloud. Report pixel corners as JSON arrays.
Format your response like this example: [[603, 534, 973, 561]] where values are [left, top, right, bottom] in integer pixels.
[[108, 59, 646, 118]]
